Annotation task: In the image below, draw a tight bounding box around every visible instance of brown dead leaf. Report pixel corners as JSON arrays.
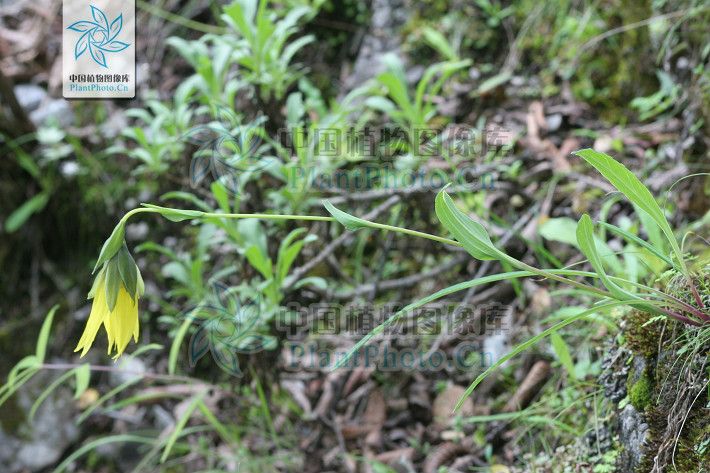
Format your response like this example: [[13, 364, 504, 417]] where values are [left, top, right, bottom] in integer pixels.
[[374, 447, 415, 463], [433, 385, 474, 428]]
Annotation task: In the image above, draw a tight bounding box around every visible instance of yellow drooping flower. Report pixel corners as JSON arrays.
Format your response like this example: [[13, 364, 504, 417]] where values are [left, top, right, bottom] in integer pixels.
[[75, 245, 144, 358]]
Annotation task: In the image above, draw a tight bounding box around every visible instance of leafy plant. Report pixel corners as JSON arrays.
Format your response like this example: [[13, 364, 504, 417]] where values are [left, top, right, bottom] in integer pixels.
[[270, 80, 370, 213], [219, 0, 317, 101], [365, 52, 470, 150], [113, 92, 194, 174], [166, 34, 244, 107], [323, 149, 710, 410]]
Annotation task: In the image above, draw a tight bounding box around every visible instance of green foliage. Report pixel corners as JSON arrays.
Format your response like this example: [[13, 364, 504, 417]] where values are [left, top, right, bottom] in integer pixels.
[[219, 0, 317, 101], [113, 94, 193, 174], [366, 52, 470, 138], [628, 371, 653, 411], [330, 149, 709, 414]]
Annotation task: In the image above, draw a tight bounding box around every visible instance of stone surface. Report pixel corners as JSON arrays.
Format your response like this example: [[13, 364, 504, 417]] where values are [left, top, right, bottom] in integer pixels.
[[617, 403, 648, 472], [339, 0, 410, 99], [0, 368, 80, 472], [109, 357, 147, 387]]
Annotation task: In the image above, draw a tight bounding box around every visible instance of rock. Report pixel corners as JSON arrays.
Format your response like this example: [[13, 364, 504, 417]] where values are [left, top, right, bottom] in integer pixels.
[[545, 113, 563, 132], [109, 357, 147, 387], [29, 99, 73, 128], [13, 84, 74, 128], [13, 84, 46, 112], [339, 0, 410, 99], [0, 368, 80, 472], [599, 349, 630, 403], [617, 403, 648, 472]]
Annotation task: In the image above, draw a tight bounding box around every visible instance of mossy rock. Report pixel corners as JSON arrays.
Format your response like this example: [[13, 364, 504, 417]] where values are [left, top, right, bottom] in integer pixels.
[[628, 371, 652, 412], [620, 307, 710, 473]]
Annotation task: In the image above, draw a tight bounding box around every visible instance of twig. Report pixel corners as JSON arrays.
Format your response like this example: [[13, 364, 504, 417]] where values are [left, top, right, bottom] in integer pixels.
[[330, 254, 470, 300], [283, 195, 401, 291], [320, 414, 355, 473]]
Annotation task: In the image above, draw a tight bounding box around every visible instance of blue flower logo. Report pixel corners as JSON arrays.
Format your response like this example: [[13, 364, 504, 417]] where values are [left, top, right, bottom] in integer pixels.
[[183, 106, 272, 195], [181, 282, 276, 377], [67, 5, 130, 68]]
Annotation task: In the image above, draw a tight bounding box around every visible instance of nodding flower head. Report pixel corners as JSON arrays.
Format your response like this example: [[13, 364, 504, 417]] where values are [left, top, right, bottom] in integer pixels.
[[75, 245, 144, 359]]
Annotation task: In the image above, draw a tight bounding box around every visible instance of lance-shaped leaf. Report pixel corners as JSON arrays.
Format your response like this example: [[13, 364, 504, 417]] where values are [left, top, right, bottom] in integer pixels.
[[434, 188, 500, 261], [576, 215, 661, 316], [573, 149, 687, 276], [323, 200, 371, 231], [141, 204, 205, 222]]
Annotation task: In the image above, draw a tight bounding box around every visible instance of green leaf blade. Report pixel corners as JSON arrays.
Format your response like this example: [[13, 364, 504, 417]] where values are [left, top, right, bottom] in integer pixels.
[[573, 149, 686, 276], [323, 200, 371, 231], [434, 189, 500, 261]]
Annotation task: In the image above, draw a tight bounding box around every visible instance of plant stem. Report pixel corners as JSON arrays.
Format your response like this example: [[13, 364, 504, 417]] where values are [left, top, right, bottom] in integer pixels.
[[122, 207, 462, 248]]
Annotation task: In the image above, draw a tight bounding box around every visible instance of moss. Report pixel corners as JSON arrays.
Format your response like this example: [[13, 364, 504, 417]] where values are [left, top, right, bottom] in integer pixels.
[[627, 372, 652, 412]]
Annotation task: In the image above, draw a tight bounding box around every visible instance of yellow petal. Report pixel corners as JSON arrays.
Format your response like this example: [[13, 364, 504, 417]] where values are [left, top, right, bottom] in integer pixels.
[[75, 281, 111, 357], [105, 285, 141, 359]]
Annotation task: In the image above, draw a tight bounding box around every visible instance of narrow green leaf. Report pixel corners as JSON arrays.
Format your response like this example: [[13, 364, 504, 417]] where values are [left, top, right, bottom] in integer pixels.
[[161, 390, 208, 463], [477, 71, 511, 95], [160, 191, 213, 212], [573, 149, 686, 276], [5, 192, 49, 233], [333, 271, 536, 370], [210, 182, 231, 213], [575, 215, 639, 303], [455, 300, 631, 412], [597, 221, 673, 267], [422, 26, 457, 60], [245, 245, 273, 279], [36, 304, 59, 363], [8, 355, 40, 387], [169, 317, 192, 375], [550, 332, 575, 379], [53, 434, 155, 473], [434, 189, 500, 261], [30, 369, 76, 420], [141, 203, 205, 222], [73, 363, 91, 399], [93, 220, 126, 273], [323, 200, 371, 231]]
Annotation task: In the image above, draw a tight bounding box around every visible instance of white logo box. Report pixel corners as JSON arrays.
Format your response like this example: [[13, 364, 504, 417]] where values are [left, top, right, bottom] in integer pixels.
[[63, 0, 135, 99]]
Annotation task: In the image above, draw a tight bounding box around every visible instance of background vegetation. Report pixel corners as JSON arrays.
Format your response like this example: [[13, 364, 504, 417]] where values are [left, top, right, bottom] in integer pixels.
[[1, 0, 710, 471]]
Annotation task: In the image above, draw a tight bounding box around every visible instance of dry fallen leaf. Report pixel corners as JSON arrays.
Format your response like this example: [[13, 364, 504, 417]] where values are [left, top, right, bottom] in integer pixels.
[[433, 384, 474, 428]]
